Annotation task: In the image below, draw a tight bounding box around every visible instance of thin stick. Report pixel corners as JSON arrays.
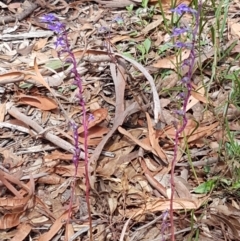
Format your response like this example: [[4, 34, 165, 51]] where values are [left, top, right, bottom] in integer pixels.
[[8, 107, 85, 159]]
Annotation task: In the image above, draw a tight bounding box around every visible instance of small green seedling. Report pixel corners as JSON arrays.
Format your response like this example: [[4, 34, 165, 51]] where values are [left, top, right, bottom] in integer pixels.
[[126, 4, 134, 14], [45, 59, 70, 70], [141, 0, 149, 8], [193, 179, 216, 194], [136, 38, 151, 63], [157, 43, 172, 55], [122, 52, 134, 60]]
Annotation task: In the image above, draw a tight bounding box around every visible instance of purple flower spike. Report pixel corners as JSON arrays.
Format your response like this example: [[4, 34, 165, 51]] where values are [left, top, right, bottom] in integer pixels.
[[48, 22, 65, 34], [40, 13, 59, 23], [169, 2, 202, 239], [171, 27, 189, 37], [171, 3, 197, 15], [174, 41, 193, 48], [43, 13, 92, 232]]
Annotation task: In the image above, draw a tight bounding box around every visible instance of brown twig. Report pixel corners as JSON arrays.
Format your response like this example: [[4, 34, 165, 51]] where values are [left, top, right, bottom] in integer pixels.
[[0, 1, 38, 25], [8, 106, 86, 159], [94, 0, 138, 8], [176, 157, 218, 167]]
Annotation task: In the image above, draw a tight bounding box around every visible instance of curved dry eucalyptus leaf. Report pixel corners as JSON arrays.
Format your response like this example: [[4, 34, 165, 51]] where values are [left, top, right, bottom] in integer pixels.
[[115, 53, 163, 124]]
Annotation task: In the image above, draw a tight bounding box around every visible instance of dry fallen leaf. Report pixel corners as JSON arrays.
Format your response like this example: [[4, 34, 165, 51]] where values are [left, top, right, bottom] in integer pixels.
[[17, 94, 58, 111], [0, 103, 6, 121], [78, 108, 108, 134], [0, 212, 25, 229], [111, 35, 130, 43], [146, 112, 168, 164], [10, 223, 32, 241], [141, 17, 163, 35], [0, 72, 24, 84], [38, 211, 69, 241], [119, 196, 207, 219], [229, 21, 240, 38], [152, 49, 190, 70], [55, 164, 85, 177], [34, 38, 48, 51], [79, 125, 109, 145], [186, 84, 207, 111]]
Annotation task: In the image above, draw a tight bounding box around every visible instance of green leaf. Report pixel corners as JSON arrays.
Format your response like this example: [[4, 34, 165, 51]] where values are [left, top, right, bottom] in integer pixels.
[[136, 8, 143, 17], [122, 52, 134, 59], [220, 178, 231, 186], [70, 85, 77, 90], [129, 31, 138, 37], [126, 4, 133, 12], [141, 0, 149, 8], [232, 181, 240, 189], [19, 83, 34, 89], [225, 70, 240, 80], [58, 87, 64, 93], [45, 60, 70, 70], [203, 165, 210, 174], [136, 44, 145, 56], [193, 180, 215, 194], [158, 43, 171, 54], [143, 38, 151, 54]]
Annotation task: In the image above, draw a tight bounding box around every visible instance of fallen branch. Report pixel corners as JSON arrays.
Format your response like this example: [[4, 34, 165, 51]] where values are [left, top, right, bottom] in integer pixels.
[[8, 106, 86, 159], [0, 1, 38, 25]]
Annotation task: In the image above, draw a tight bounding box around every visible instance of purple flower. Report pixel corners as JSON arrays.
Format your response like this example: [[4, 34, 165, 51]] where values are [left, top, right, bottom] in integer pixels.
[[71, 121, 78, 131], [174, 41, 193, 48], [175, 109, 185, 116], [65, 57, 73, 64], [178, 92, 187, 99], [40, 13, 65, 34], [182, 58, 191, 66], [174, 41, 185, 48], [40, 13, 59, 23], [88, 114, 94, 122], [181, 76, 190, 83], [112, 15, 123, 24], [171, 4, 197, 15], [171, 27, 189, 37], [54, 36, 66, 48], [48, 22, 65, 34], [98, 26, 109, 34], [161, 210, 169, 241]]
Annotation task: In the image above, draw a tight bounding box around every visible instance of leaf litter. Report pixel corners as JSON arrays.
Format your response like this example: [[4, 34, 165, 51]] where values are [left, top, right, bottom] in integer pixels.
[[0, 0, 240, 240]]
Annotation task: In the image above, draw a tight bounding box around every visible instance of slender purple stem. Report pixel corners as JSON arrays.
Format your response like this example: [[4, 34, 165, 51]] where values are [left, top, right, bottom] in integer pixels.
[[40, 14, 92, 240], [169, 3, 202, 241]]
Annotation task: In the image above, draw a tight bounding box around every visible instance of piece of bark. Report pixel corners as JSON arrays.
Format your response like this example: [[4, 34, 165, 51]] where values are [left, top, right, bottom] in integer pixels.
[[0, 1, 38, 25], [94, 0, 141, 8]]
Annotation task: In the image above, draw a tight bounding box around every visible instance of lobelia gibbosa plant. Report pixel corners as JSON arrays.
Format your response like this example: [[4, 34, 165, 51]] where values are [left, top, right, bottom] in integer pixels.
[[168, 3, 202, 241], [40, 13, 93, 238]]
